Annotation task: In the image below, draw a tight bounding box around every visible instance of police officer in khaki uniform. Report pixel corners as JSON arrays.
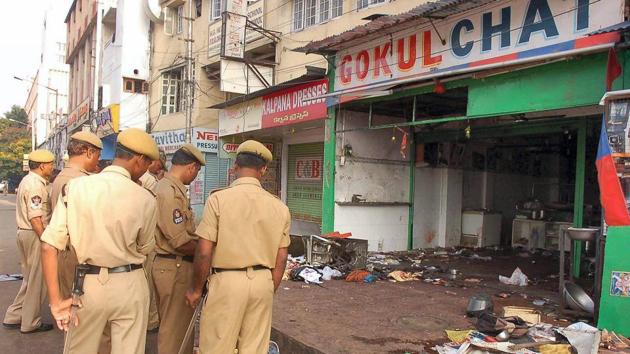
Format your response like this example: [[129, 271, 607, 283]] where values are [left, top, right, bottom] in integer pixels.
[[3, 150, 55, 333], [40, 128, 159, 354], [139, 149, 166, 193], [140, 148, 166, 332], [186, 140, 291, 354], [152, 144, 204, 354], [50, 131, 102, 299]]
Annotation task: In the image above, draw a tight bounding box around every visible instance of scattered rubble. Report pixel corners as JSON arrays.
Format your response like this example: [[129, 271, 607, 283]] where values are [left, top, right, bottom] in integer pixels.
[[499, 267, 530, 286]]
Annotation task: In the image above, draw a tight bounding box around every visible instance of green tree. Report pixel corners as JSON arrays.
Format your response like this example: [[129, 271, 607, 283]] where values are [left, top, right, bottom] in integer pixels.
[[0, 116, 30, 191], [3, 105, 28, 124]]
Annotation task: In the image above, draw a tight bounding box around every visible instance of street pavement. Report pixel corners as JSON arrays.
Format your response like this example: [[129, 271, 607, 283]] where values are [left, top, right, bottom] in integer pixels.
[[0, 194, 158, 353]]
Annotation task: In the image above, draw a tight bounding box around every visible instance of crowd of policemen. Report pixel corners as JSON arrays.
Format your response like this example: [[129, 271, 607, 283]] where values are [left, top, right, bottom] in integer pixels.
[[2, 128, 291, 354]]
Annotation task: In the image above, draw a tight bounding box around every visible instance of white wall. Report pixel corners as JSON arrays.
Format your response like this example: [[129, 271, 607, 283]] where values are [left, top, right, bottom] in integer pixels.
[[333, 109, 412, 251], [335, 205, 409, 252], [412, 167, 463, 249], [100, 0, 150, 130]]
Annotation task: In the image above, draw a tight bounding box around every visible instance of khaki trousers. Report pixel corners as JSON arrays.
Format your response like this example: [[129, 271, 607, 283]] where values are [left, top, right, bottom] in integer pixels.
[[144, 251, 160, 330], [58, 247, 111, 354], [152, 256, 194, 354], [3, 230, 47, 331], [58, 246, 78, 299], [200, 268, 274, 354], [64, 269, 148, 354]]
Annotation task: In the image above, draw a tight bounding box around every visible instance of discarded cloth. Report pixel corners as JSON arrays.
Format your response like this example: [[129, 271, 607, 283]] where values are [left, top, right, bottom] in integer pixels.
[[388, 270, 418, 282], [539, 344, 572, 354], [445, 329, 473, 344], [290, 266, 323, 284], [346, 269, 371, 282], [499, 267, 529, 286], [321, 266, 342, 281]]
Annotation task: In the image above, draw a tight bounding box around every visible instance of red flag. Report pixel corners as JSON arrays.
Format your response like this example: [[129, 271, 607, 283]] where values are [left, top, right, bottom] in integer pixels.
[[606, 47, 622, 91], [596, 118, 630, 226]]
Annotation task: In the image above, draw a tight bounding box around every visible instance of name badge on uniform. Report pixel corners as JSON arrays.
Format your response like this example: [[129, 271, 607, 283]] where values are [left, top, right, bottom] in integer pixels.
[[30, 195, 42, 210], [173, 209, 184, 224]]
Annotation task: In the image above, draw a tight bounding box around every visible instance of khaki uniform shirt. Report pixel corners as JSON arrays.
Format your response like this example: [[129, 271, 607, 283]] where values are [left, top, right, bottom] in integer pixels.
[[16, 172, 50, 229], [154, 173, 198, 256], [50, 165, 89, 212], [196, 177, 291, 269], [41, 166, 157, 267], [139, 171, 158, 193]]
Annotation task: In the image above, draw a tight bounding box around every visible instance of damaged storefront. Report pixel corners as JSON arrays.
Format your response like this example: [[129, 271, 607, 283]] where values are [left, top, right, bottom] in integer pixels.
[[214, 70, 329, 234], [268, 0, 630, 352]]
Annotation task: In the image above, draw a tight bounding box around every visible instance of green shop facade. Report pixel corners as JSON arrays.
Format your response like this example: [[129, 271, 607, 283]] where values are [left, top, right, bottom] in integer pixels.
[[298, 0, 630, 335], [298, 0, 630, 334]]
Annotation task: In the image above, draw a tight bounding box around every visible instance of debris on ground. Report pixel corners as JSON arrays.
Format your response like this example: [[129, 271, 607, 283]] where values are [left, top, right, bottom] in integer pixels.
[[321, 266, 342, 281], [0, 274, 22, 282], [601, 330, 630, 351], [532, 299, 547, 306], [499, 267, 529, 286], [388, 270, 419, 282], [444, 330, 473, 344], [345, 269, 372, 283], [557, 322, 601, 354], [502, 306, 541, 325], [290, 266, 323, 284]]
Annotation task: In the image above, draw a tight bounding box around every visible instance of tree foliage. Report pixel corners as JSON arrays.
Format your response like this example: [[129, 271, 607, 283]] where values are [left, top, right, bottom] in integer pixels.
[[0, 110, 30, 189], [4, 105, 28, 123]]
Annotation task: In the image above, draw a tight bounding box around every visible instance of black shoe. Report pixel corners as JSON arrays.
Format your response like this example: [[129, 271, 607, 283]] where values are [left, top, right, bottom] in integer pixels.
[[2, 322, 20, 330], [20, 323, 53, 334]]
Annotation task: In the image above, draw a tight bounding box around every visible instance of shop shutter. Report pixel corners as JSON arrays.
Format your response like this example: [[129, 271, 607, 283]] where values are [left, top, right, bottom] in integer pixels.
[[204, 153, 231, 200], [287, 143, 324, 223]]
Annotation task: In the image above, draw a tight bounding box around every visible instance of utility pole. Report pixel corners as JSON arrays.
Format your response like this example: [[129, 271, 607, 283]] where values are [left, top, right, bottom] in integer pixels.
[[184, 0, 194, 143], [93, 1, 103, 116]]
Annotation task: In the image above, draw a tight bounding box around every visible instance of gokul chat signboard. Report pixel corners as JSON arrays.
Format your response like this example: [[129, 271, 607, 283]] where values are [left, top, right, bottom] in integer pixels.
[[334, 0, 623, 92]]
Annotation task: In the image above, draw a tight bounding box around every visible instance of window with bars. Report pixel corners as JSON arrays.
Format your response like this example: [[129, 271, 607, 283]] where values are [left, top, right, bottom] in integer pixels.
[[176, 5, 184, 34], [357, 0, 387, 10], [294, 0, 342, 31], [161, 69, 182, 115], [210, 0, 222, 20]]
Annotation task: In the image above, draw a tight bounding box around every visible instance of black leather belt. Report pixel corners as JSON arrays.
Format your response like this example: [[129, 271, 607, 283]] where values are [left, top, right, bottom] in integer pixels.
[[212, 265, 269, 274], [156, 253, 194, 263], [84, 264, 143, 274]]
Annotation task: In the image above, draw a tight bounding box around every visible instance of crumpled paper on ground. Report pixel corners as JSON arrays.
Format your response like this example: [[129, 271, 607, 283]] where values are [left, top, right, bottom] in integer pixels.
[[445, 330, 473, 344], [388, 270, 418, 282], [539, 344, 572, 354], [321, 266, 342, 281], [298, 267, 323, 284], [0, 274, 22, 282], [557, 322, 600, 354], [499, 267, 529, 286]]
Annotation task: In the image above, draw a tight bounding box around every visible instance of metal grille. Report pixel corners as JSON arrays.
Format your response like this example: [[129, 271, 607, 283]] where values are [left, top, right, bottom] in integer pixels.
[[204, 153, 231, 200], [287, 143, 324, 223]]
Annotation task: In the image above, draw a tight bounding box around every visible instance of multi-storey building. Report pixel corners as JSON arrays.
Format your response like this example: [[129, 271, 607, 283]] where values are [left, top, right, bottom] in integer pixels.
[[92, 0, 152, 158], [65, 0, 99, 138], [147, 0, 418, 219], [19, 1, 70, 167]]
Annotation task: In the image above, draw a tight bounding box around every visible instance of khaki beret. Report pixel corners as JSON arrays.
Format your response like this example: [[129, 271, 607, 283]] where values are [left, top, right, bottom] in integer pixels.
[[71, 131, 103, 149], [117, 128, 160, 160], [29, 149, 55, 163], [179, 143, 206, 166], [237, 140, 272, 162]]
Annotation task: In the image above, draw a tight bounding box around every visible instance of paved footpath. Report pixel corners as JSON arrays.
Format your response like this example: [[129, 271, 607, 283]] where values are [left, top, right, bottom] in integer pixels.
[[0, 194, 157, 353]]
